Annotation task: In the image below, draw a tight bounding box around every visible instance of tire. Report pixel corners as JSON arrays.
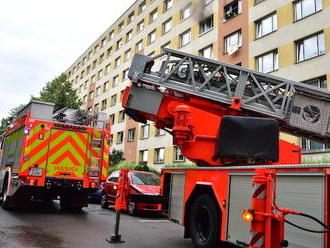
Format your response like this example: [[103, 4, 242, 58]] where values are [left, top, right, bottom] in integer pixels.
[[1, 176, 12, 210], [60, 195, 84, 211], [128, 201, 136, 216], [189, 194, 220, 248], [100, 193, 109, 209]]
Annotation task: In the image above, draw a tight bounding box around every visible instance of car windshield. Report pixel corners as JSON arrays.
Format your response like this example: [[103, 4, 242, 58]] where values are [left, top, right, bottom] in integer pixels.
[[130, 173, 160, 186]]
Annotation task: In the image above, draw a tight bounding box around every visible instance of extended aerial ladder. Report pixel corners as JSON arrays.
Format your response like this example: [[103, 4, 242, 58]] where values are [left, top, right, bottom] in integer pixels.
[[122, 49, 330, 248]]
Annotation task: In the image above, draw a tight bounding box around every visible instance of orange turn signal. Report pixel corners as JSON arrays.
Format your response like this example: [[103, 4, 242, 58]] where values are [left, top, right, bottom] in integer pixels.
[[242, 209, 254, 223]]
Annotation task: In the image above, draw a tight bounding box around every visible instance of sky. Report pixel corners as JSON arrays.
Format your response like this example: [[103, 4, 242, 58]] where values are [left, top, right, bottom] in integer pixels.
[[0, 0, 134, 119]]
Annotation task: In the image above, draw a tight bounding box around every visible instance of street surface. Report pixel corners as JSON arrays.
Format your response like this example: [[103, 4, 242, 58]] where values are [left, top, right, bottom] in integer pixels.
[[0, 201, 191, 248]]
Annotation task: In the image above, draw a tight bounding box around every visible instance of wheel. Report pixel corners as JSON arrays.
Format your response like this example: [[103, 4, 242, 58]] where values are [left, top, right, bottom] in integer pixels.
[[60, 195, 85, 211], [101, 193, 109, 209], [189, 194, 220, 248], [1, 177, 12, 210], [128, 201, 136, 216]]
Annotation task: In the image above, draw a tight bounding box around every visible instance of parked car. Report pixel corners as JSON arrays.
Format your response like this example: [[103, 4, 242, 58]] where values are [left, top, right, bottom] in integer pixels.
[[101, 170, 161, 215]]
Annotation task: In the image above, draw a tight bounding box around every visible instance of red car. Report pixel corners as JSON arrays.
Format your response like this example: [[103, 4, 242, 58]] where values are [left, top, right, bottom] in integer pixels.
[[101, 170, 161, 215]]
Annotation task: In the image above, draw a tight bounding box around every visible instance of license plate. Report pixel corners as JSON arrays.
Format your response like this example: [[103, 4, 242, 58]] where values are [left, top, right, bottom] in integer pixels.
[[29, 167, 43, 177]]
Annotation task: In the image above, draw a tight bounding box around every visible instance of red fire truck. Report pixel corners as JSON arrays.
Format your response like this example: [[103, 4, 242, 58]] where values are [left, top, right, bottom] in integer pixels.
[[0, 101, 110, 210], [122, 49, 330, 248]]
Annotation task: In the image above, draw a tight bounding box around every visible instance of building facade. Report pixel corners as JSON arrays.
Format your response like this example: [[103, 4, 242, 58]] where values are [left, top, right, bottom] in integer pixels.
[[66, 0, 330, 169], [249, 0, 330, 162], [66, 0, 223, 170]]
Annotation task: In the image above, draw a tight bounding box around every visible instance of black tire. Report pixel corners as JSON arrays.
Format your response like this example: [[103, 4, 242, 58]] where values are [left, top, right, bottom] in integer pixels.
[[127, 201, 136, 216], [1, 176, 12, 210], [189, 194, 220, 248], [100, 193, 109, 209]]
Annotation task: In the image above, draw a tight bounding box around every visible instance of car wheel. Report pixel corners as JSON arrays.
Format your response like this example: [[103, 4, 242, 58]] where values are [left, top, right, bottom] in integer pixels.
[[128, 201, 136, 216], [189, 194, 220, 248], [101, 193, 109, 209]]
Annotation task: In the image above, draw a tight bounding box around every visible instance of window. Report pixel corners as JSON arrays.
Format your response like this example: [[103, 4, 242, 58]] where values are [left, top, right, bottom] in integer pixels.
[[181, 5, 191, 20], [136, 40, 143, 52], [123, 69, 129, 80], [105, 64, 111, 74], [86, 65, 91, 74], [118, 110, 125, 122], [200, 15, 214, 34], [224, 30, 242, 55], [155, 148, 165, 164], [127, 128, 136, 142], [140, 124, 150, 139], [256, 13, 277, 38], [113, 75, 119, 87], [256, 50, 278, 73], [199, 45, 213, 58], [137, 20, 145, 32], [139, 150, 149, 163], [294, 0, 322, 21], [303, 75, 327, 88], [101, 99, 107, 110], [174, 146, 185, 162], [116, 132, 124, 144], [97, 70, 103, 80], [155, 128, 166, 136], [103, 82, 109, 92], [116, 39, 123, 51], [163, 18, 172, 34], [94, 103, 99, 113], [101, 38, 107, 47], [296, 32, 325, 62], [203, 0, 213, 6], [92, 60, 97, 69], [224, 0, 242, 21], [109, 114, 115, 125], [89, 90, 94, 99], [255, 0, 265, 4], [139, 1, 146, 13], [148, 30, 157, 44], [149, 9, 158, 23], [118, 22, 124, 32], [94, 45, 99, 52], [126, 30, 133, 42], [109, 31, 114, 40], [83, 95, 87, 103], [180, 29, 191, 47], [148, 51, 155, 57], [128, 12, 135, 24], [161, 42, 171, 52], [164, 0, 173, 11], [96, 86, 101, 96], [78, 85, 82, 93], [124, 49, 131, 61], [91, 75, 96, 83], [302, 138, 328, 151], [115, 57, 121, 68], [84, 81, 88, 89], [110, 94, 117, 106], [107, 47, 112, 57], [99, 53, 104, 64]]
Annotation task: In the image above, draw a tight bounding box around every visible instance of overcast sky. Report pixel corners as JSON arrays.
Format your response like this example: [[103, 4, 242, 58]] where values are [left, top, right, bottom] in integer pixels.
[[0, 0, 134, 119]]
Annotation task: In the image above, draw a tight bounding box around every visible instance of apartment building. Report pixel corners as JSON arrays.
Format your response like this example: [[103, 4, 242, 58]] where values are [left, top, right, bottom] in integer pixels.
[[66, 0, 223, 170], [249, 0, 330, 162]]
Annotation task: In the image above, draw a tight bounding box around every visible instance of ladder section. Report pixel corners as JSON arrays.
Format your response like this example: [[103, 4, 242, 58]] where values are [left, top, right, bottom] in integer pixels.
[[128, 49, 330, 144]]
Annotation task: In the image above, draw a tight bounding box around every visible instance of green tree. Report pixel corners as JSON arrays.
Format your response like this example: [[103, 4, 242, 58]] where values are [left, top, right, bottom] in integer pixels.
[[0, 104, 25, 134], [110, 149, 125, 166], [35, 73, 82, 112]]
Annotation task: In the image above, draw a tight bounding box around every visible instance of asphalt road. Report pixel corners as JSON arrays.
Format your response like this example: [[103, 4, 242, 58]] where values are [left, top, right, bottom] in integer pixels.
[[0, 201, 191, 248]]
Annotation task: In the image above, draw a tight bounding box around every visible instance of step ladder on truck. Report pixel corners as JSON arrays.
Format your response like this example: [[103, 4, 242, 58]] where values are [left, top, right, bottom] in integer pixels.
[[122, 48, 330, 248], [0, 101, 111, 210]]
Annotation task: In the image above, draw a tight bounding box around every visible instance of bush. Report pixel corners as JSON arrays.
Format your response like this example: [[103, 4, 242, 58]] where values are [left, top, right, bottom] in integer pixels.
[[107, 161, 161, 175]]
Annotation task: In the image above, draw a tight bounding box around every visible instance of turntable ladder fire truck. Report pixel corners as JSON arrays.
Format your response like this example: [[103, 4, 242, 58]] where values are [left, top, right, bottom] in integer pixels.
[[0, 101, 110, 210], [122, 49, 330, 248]]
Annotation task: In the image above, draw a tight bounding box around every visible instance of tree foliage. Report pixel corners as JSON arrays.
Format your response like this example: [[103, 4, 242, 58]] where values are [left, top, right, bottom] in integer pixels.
[[35, 73, 82, 112], [110, 149, 125, 167], [0, 104, 25, 134]]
